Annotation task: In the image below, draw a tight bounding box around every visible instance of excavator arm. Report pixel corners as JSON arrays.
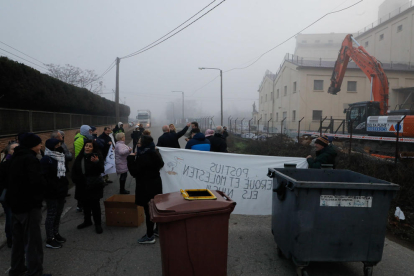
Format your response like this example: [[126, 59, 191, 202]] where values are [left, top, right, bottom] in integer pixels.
[[328, 34, 389, 115]]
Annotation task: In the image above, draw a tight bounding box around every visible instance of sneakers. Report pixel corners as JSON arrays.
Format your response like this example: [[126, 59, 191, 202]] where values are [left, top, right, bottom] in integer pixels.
[[54, 233, 66, 243], [95, 225, 103, 234], [46, 238, 62, 249], [119, 189, 130, 194], [138, 234, 155, 244], [153, 229, 159, 237], [76, 207, 83, 212], [77, 221, 93, 229]]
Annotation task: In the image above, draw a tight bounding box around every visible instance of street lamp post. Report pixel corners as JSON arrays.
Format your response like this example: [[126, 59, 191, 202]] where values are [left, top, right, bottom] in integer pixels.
[[199, 67, 223, 125], [172, 91, 184, 124]]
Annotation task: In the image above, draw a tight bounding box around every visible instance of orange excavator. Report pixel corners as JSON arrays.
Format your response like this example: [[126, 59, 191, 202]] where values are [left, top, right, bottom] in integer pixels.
[[328, 34, 414, 137]]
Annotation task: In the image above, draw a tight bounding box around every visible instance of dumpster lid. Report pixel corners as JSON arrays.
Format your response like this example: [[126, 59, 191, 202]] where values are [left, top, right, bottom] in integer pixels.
[[153, 190, 235, 215], [268, 168, 400, 191]]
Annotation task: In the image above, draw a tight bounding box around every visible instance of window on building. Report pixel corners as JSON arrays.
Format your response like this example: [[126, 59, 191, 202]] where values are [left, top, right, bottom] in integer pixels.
[[397, 25, 403, 33], [283, 112, 287, 119], [270, 113, 272, 120], [312, 110, 322, 121], [271, 92, 274, 100], [302, 40, 307, 43], [284, 86, 287, 96], [313, 80, 323, 91], [276, 113, 278, 122], [315, 40, 320, 43], [365, 41, 369, 47], [277, 89, 279, 98], [379, 34, 384, 41], [347, 81, 357, 92], [328, 40, 333, 43], [261, 96, 263, 103], [265, 94, 267, 102], [264, 114, 267, 124], [293, 81, 297, 93], [292, 110, 296, 121]]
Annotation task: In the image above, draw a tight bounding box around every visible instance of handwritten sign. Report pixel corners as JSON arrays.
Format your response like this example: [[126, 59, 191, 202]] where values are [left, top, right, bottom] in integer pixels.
[[158, 148, 308, 215]]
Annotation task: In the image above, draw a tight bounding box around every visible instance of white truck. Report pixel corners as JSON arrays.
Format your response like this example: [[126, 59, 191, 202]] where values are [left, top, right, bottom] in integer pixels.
[[136, 110, 151, 128]]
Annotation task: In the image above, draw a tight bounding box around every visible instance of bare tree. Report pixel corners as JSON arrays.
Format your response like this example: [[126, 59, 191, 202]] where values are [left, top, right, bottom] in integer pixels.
[[45, 64, 103, 94]]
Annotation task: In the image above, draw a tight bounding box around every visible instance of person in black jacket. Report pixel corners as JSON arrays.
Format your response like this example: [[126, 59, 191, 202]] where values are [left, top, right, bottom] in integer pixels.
[[72, 140, 105, 234], [6, 133, 45, 276], [127, 135, 164, 244], [222, 126, 229, 140], [98, 127, 114, 184], [131, 126, 142, 153], [41, 138, 69, 249], [157, 122, 190, 148], [210, 126, 228, 153], [0, 142, 18, 248]]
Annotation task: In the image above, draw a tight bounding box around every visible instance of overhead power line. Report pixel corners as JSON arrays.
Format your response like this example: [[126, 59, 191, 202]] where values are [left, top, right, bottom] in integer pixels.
[[225, 0, 363, 73], [0, 47, 48, 71], [188, 0, 363, 97], [0, 40, 46, 66], [120, 0, 226, 59]]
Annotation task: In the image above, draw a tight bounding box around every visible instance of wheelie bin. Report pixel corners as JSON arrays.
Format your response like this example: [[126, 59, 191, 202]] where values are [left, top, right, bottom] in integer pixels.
[[267, 168, 399, 276], [149, 189, 236, 276]]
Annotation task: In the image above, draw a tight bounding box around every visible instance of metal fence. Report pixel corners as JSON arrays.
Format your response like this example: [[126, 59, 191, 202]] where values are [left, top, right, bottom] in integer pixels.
[[0, 108, 128, 137]]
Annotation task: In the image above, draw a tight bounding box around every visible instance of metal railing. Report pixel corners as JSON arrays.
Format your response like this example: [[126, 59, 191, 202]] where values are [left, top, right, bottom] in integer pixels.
[[0, 108, 128, 137], [357, 1, 413, 37]]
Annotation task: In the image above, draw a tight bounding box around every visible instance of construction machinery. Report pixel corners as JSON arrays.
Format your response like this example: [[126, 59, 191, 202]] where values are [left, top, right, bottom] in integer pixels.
[[328, 34, 414, 138]]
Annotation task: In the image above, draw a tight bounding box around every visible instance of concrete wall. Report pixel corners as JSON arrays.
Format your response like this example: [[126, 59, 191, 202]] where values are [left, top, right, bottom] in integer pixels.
[[356, 5, 414, 64], [294, 33, 348, 60]]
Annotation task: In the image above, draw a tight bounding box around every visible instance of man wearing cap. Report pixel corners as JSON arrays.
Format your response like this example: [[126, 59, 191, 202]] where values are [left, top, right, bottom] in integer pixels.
[[6, 133, 46, 276], [306, 135, 337, 169]]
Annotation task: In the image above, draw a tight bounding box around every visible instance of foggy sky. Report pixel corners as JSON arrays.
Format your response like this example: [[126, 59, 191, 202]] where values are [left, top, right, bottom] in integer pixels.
[[0, 0, 382, 126]]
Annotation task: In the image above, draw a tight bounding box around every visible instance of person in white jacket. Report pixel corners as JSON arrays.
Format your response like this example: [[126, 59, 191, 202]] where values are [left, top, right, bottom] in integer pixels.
[[115, 133, 131, 194]]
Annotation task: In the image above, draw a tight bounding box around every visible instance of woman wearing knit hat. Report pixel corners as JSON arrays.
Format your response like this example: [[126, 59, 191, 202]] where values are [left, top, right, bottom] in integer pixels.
[[306, 135, 337, 169]]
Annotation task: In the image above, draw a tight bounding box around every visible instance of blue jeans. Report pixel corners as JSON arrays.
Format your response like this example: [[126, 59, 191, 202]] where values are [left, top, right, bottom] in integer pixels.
[[1, 202, 12, 239]]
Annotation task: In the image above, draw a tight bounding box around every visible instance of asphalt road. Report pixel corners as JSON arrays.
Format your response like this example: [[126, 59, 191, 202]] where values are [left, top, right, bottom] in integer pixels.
[[0, 125, 413, 276]]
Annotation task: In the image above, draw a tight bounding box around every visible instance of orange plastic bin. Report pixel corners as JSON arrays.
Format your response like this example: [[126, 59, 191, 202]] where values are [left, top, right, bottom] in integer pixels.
[[149, 189, 236, 276]]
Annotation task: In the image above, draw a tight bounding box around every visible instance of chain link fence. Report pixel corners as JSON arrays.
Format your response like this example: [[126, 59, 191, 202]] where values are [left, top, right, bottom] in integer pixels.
[[0, 108, 128, 137]]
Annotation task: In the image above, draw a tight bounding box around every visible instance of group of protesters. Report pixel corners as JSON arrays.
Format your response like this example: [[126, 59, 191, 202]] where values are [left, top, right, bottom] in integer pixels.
[[0, 121, 166, 276], [156, 121, 229, 153]]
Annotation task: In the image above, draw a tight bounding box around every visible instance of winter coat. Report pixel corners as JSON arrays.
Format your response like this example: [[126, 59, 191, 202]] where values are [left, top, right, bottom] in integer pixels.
[[74, 133, 87, 159], [115, 141, 130, 174], [127, 148, 164, 206], [0, 157, 12, 197], [222, 130, 229, 140], [156, 126, 189, 149], [6, 146, 46, 213], [72, 152, 105, 201], [40, 155, 69, 199], [307, 145, 337, 169], [185, 133, 211, 151], [131, 130, 142, 143], [98, 132, 113, 158], [92, 134, 105, 149], [210, 133, 228, 153], [61, 142, 73, 163]]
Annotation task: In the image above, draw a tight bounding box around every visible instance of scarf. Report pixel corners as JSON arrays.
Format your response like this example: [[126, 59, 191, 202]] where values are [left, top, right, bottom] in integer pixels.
[[44, 148, 66, 178], [136, 142, 155, 155]]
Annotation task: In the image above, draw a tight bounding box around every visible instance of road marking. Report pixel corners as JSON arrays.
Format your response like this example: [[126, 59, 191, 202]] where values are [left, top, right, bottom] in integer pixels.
[[61, 207, 72, 218]]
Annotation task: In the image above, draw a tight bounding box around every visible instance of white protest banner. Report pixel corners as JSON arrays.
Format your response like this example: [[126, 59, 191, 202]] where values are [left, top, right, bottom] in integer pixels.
[[158, 148, 308, 215], [102, 146, 116, 176]]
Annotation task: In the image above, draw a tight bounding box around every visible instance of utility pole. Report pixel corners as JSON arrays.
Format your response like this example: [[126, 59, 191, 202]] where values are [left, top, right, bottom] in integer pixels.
[[115, 57, 120, 123]]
